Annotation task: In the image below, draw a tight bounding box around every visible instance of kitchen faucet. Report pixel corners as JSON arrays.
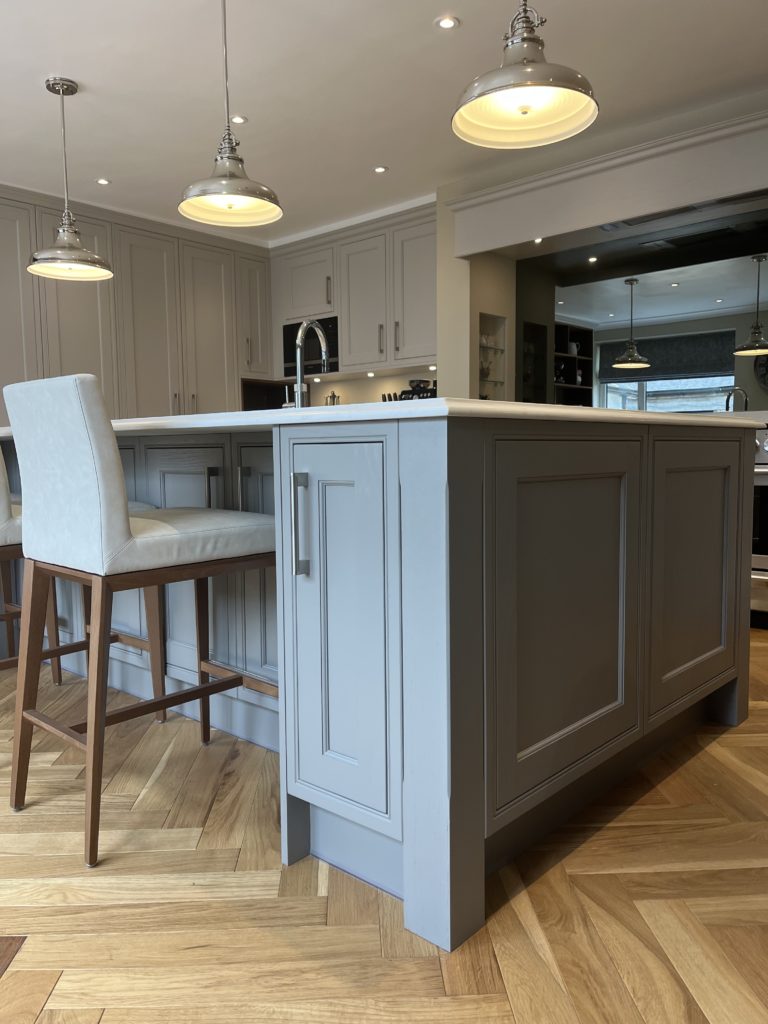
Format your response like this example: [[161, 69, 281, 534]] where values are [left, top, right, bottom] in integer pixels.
[[294, 320, 329, 409], [725, 387, 749, 412]]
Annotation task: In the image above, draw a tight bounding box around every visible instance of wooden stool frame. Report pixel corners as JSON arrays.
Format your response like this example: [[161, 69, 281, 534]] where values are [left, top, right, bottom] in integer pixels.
[[0, 543, 62, 683], [11, 551, 275, 866]]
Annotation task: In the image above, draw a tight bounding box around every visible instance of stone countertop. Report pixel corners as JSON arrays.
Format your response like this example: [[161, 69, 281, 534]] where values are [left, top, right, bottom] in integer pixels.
[[0, 398, 765, 439]]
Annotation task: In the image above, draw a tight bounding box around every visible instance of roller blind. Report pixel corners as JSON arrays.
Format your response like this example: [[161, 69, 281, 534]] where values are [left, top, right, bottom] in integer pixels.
[[597, 330, 736, 383]]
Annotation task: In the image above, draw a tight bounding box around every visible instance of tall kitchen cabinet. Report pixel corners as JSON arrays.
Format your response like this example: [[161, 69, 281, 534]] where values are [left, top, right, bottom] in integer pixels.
[[339, 235, 388, 369], [391, 222, 437, 365], [0, 199, 41, 425], [236, 257, 271, 379]]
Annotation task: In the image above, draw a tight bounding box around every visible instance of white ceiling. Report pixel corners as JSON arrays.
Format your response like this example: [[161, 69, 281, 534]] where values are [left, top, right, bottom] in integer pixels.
[[1, 0, 767, 246], [556, 256, 765, 328]]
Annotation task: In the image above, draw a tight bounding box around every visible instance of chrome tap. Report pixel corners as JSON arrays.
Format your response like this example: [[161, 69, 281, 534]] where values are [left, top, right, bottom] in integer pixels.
[[294, 320, 329, 409], [725, 387, 749, 412]]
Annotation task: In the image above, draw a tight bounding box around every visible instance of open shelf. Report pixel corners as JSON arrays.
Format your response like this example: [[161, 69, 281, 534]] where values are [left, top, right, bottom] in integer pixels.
[[479, 313, 507, 400], [554, 322, 594, 407]]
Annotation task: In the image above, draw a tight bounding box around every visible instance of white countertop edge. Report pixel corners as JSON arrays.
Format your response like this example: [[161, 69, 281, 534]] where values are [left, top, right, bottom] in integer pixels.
[[0, 398, 765, 439]]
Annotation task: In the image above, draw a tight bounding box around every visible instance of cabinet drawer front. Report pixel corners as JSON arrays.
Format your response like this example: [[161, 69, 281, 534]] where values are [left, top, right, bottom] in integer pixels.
[[487, 439, 641, 825], [285, 438, 401, 837], [649, 438, 740, 717]]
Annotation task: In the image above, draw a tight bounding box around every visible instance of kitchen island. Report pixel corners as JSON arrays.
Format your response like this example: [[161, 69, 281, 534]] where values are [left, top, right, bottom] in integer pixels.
[[0, 398, 761, 951]]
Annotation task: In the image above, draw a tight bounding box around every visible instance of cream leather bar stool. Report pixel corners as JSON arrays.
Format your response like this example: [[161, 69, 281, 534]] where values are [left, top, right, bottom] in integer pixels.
[[5, 374, 276, 866]]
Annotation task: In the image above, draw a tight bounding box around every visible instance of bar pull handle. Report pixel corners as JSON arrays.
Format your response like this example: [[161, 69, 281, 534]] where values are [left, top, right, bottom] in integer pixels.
[[378, 323, 384, 354], [236, 465, 251, 512], [290, 472, 309, 576], [172, 392, 180, 415], [325, 275, 332, 306], [394, 320, 401, 352], [245, 335, 252, 367], [191, 393, 198, 413], [204, 466, 219, 509]]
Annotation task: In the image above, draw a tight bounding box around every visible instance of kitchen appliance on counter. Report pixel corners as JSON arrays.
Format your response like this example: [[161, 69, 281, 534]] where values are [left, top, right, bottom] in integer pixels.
[[283, 316, 339, 377], [384, 379, 437, 401]]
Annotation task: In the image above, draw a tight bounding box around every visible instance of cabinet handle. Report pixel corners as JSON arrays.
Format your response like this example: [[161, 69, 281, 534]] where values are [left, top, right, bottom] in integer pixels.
[[325, 275, 332, 306], [290, 471, 310, 576], [394, 320, 400, 351], [204, 466, 219, 509], [236, 465, 251, 512], [245, 336, 252, 368], [172, 392, 180, 415], [378, 323, 384, 354], [191, 393, 198, 413]]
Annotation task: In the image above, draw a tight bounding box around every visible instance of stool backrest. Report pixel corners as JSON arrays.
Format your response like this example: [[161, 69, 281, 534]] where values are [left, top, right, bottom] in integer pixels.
[[3, 375, 131, 574], [0, 448, 12, 528]]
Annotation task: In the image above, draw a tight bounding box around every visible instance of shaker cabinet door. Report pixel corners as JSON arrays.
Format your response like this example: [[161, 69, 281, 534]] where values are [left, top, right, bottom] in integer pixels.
[[339, 234, 387, 369], [236, 256, 270, 378], [278, 248, 334, 319], [282, 433, 402, 838], [648, 437, 741, 717], [392, 222, 436, 364], [0, 199, 41, 425]]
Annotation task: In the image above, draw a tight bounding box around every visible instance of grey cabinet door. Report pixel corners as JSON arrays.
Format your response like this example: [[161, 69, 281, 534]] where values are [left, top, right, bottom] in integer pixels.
[[180, 242, 237, 414], [0, 199, 41, 425], [391, 222, 436, 364], [115, 228, 182, 418], [282, 433, 402, 838], [279, 248, 334, 319], [143, 444, 230, 674], [236, 256, 270, 379], [648, 437, 740, 718], [339, 234, 387, 369], [487, 438, 641, 824]]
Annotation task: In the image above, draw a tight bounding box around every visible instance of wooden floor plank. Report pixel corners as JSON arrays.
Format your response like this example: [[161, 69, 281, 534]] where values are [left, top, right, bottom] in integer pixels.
[[197, 740, 267, 850], [0, 935, 24, 977], [36, 1011, 105, 1024], [236, 750, 281, 871], [0, 848, 239, 881], [326, 866, 380, 926], [439, 927, 505, 997], [379, 892, 439, 958], [0, 969, 60, 1024], [0, 828, 201, 857], [130, 720, 203, 814], [163, 735, 236, 829], [704, 924, 768, 1008]]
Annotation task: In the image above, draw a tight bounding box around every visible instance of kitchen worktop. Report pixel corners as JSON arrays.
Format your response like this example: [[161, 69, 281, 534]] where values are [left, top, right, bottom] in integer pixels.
[[1, 398, 763, 439]]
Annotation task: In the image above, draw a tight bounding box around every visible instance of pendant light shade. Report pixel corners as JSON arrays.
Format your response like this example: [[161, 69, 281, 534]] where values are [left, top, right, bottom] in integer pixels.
[[452, 1, 598, 149], [612, 279, 650, 370], [179, 0, 282, 227], [733, 254, 768, 357], [27, 78, 113, 282]]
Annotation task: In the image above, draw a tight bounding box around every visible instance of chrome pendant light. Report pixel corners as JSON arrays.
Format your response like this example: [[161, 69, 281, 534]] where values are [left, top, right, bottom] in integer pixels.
[[27, 78, 113, 282], [179, 0, 282, 227], [733, 255, 768, 357], [612, 279, 650, 370], [452, 0, 598, 149]]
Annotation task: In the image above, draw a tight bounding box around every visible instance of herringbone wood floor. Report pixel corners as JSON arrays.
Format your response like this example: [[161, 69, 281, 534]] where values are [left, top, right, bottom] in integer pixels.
[[2, 637, 768, 1023]]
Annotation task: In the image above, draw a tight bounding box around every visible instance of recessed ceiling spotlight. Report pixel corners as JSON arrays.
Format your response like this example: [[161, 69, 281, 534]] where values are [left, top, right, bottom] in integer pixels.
[[373, 165, 389, 174], [588, 256, 598, 263], [313, 377, 321, 384], [557, 300, 564, 305], [534, 237, 543, 244], [670, 282, 680, 288], [367, 371, 375, 378], [230, 114, 248, 125], [428, 365, 437, 371], [95, 177, 111, 186], [715, 298, 724, 303], [436, 15, 461, 29], [608, 313, 615, 317]]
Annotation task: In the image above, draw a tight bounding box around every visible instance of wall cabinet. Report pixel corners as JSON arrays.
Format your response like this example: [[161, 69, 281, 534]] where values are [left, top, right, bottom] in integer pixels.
[[280, 428, 402, 838], [0, 199, 41, 425], [339, 234, 388, 369], [236, 256, 270, 379], [278, 248, 334, 320], [392, 222, 437, 364]]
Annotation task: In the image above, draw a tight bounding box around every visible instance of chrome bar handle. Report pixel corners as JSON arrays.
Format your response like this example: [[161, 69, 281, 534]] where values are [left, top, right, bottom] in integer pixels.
[[245, 335, 252, 368], [236, 465, 251, 512], [204, 466, 219, 509], [378, 323, 384, 354], [290, 471, 309, 576], [172, 392, 180, 415], [325, 275, 332, 306], [394, 320, 401, 351], [191, 393, 198, 413]]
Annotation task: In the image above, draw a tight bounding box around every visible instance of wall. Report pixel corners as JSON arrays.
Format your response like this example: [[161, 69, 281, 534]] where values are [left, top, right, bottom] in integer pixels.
[[515, 261, 557, 402], [469, 253, 517, 401], [436, 200, 472, 399], [309, 373, 418, 407]]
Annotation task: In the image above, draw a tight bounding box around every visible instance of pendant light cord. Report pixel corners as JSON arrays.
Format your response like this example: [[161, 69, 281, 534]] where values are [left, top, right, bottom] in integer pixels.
[[221, 0, 231, 130], [757, 258, 763, 325], [58, 87, 71, 223], [629, 280, 634, 344]]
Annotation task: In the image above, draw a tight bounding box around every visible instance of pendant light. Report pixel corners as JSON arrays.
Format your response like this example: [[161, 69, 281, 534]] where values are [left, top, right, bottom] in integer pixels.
[[27, 78, 113, 282], [452, 0, 598, 149], [612, 279, 650, 370], [179, 0, 282, 227], [733, 255, 768, 357]]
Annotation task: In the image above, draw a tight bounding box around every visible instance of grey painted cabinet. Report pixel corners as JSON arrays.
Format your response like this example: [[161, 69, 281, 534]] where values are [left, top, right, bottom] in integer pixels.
[[180, 243, 237, 414], [392, 222, 437, 364], [648, 436, 740, 718], [0, 199, 41, 425], [339, 234, 388, 369], [486, 437, 642, 825], [37, 209, 118, 416], [278, 248, 334, 319], [280, 428, 402, 838], [236, 255, 270, 379], [115, 228, 183, 418]]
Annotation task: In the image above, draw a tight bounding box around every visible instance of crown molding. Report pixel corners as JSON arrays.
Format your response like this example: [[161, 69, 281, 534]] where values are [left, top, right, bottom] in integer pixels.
[[445, 110, 768, 214], [268, 194, 436, 250]]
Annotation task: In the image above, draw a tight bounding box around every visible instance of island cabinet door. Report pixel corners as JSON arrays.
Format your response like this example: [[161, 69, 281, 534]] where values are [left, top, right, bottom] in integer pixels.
[[648, 437, 740, 719], [487, 438, 642, 826], [281, 431, 402, 839]]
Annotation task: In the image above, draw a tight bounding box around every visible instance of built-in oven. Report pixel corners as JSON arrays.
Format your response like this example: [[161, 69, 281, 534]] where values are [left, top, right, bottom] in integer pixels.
[[283, 316, 339, 377]]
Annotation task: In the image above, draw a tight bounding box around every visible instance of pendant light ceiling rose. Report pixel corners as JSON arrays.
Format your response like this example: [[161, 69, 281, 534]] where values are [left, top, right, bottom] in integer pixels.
[[612, 278, 650, 370], [733, 254, 768, 357], [452, 0, 598, 149], [27, 77, 113, 282]]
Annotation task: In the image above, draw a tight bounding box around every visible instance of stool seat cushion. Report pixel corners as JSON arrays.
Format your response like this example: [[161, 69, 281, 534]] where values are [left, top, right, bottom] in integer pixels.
[[103, 508, 275, 575], [0, 504, 22, 547]]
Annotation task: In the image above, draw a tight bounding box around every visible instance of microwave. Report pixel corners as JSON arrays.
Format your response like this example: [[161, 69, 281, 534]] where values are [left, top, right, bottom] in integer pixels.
[[283, 316, 339, 377]]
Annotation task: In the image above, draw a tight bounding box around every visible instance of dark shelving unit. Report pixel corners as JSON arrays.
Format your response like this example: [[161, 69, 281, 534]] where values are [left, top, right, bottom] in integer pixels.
[[554, 324, 594, 407]]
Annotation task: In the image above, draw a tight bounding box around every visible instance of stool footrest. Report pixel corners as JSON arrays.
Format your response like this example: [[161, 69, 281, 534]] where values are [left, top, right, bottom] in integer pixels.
[[22, 710, 87, 751]]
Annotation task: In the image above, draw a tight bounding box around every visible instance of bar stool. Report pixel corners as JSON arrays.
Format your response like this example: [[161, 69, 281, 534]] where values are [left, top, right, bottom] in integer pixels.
[[5, 374, 276, 865]]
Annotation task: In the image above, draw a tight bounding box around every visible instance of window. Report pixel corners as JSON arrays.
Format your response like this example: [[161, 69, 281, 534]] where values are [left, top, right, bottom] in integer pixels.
[[600, 375, 734, 413]]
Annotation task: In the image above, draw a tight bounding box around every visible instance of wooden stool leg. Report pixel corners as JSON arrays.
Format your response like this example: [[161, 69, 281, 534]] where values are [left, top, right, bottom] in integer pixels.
[[144, 585, 167, 723], [45, 579, 63, 686], [10, 560, 50, 811], [84, 576, 113, 867], [194, 577, 211, 745], [0, 558, 16, 659]]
